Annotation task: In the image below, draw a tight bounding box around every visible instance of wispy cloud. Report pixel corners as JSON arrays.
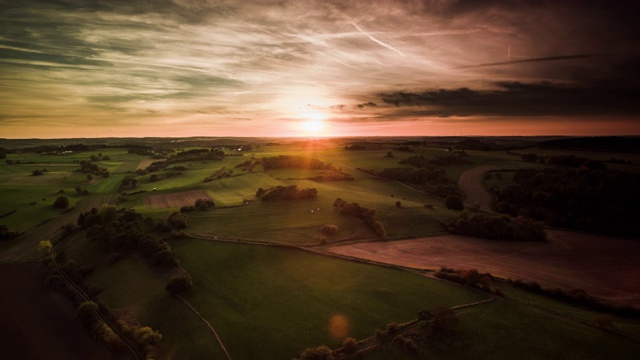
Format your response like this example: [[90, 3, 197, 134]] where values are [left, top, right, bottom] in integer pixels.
[[0, 0, 638, 137]]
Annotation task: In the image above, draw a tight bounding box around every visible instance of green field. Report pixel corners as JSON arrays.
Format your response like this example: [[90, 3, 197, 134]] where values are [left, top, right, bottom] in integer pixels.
[[358, 301, 640, 359], [2, 138, 640, 360], [172, 240, 488, 360]]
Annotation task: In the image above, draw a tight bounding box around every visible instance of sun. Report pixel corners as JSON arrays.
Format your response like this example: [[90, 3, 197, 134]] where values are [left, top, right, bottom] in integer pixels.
[[298, 112, 327, 136]]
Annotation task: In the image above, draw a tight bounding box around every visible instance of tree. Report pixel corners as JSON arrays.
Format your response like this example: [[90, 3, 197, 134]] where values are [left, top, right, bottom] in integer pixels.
[[167, 212, 188, 229], [194, 198, 214, 210], [430, 305, 459, 337], [165, 274, 193, 296], [37, 240, 52, 258], [321, 224, 338, 236], [445, 195, 463, 211], [0, 225, 20, 241], [296, 345, 334, 360], [76, 301, 99, 325], [385, 151, 394, 158], [134, 326, 162, 352], [342, 337, 357, 353], [395, 200, 402, 208], [53, 196, 69, 209]]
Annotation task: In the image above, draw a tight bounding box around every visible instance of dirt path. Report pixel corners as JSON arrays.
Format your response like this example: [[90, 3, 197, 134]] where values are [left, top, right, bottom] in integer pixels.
[[458, 165, 496, 210], [327, 230, 640, 307], [179, 296, 233, 360]]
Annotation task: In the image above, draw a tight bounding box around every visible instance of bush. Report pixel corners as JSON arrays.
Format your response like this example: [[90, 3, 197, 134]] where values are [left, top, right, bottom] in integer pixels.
[[296, 345, 334, 360], [430, 305, 458, 338], [53, 196, 69, 209], [194, 198, 215, 210], [321, 224, 338, 236], [342, 337, 357, 353], [0, 225, 20, 241], [165, 274, 193, 296], [445, 195, 463, 211], [167, 212, 188, 229]]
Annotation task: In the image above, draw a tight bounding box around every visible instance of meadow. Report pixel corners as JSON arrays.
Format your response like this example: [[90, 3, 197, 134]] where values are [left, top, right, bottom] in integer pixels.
[[1, 136, 639, 359]]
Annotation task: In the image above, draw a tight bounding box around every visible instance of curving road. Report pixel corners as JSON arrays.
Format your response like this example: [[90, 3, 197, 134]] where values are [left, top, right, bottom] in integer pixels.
[[457, 165, 496, 211]]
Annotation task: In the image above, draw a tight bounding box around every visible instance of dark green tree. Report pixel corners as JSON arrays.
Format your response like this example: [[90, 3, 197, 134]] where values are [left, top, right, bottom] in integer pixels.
[[53, 196, 69, 209], [165, 274, 193, 296]]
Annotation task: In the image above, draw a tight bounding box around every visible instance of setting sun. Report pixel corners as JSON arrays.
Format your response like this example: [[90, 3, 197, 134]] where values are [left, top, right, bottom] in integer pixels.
[[298, 112, 328, 136]]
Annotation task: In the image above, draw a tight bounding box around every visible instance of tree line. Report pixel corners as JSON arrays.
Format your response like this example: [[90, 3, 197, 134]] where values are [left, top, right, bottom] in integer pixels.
[[446, 212, 547, 242], [333, 198, 387, 239], [492, 167, 639, 236], [258, 155, 336, 170], [77, 206, 185, 270], [375, 167, 460, 198], [255, 185, 318, 201], [143, 148, 225, 173]]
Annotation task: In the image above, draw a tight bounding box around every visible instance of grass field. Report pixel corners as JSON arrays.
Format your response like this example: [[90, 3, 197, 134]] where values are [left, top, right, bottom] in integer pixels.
[[3, 138, 640, 360], [88, 257, 229, 359], [172, 240, 488, 360], [358, 301, 640, 359]]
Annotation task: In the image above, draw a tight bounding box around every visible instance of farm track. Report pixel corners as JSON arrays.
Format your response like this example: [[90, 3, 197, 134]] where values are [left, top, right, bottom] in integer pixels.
[[457, 165, 496, 210], [178, 296, 233, 360], [51, 235, 144, 360]]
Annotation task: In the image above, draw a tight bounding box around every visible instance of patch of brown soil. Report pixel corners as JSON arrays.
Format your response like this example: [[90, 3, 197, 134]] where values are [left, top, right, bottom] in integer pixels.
[[328, 230, 640, 307], [0, 263, 111, 360], [144, 189, 212, 208], [458, 165, 495, 210], [136, 158, 157, 171]]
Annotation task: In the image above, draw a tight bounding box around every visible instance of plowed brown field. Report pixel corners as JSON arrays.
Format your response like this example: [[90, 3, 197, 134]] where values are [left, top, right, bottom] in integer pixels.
[[328, 230, 640, 307], [144, 189, 212, 208]]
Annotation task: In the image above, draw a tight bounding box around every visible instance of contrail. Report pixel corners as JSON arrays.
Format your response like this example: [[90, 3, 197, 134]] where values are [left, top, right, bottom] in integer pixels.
[[314, 50, 361, 71], [350, 21, 405, 57]]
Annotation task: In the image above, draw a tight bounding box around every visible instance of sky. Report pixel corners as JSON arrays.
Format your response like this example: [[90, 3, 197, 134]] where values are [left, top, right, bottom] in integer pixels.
[[1, 0, 639, 138]]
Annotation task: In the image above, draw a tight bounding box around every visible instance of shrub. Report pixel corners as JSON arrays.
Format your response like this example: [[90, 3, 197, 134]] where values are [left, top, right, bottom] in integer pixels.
[[296, 345, 334, 360], [194, 198, 215, 210], [0, 225, 20, 241], [321, 224, 338, 236], [386, 322, 399, 336], [167, 212, 188, 229], [53, 196, 69, 209], [165, 274, 193, 296], [342, 337, 357, 353], [430, 305, 458, 338]]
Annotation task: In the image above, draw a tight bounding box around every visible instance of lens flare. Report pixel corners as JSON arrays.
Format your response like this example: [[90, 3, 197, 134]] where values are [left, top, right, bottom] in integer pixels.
[[328, 314, 350, 340]]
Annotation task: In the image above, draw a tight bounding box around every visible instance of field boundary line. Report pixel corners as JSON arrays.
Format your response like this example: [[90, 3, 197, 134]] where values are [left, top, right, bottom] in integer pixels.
[[347, 298, 495, 357], [178, 296, 233, 360]]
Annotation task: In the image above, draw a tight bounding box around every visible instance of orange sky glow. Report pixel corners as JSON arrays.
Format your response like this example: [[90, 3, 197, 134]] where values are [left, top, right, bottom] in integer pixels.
[[1, 1, 638, 138]]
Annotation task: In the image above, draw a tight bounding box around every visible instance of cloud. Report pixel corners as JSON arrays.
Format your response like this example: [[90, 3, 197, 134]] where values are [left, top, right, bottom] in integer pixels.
[[0, 0, 639, 136], [379, 81, 640, 117]]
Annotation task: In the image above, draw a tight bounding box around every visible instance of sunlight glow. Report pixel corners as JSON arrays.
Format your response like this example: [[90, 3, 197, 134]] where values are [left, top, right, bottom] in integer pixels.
[[298, 112, 328, 136]]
